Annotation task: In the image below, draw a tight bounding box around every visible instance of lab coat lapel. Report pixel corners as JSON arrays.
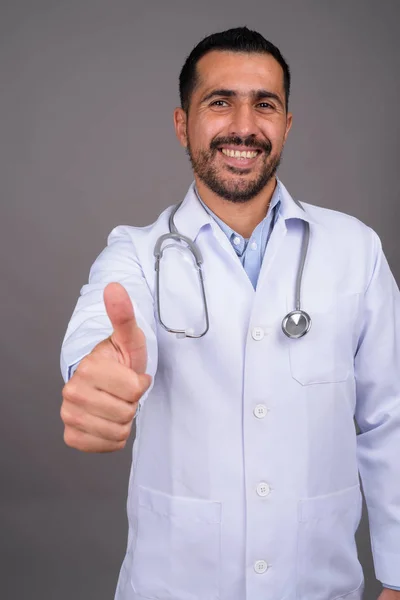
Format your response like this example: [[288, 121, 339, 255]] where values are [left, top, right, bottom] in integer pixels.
[[172, 182, 255, 295], [252, 181, 318, 326]]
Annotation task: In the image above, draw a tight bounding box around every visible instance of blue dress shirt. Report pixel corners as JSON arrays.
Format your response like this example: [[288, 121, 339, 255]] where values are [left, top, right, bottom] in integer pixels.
[[195, 182, 281, 290]]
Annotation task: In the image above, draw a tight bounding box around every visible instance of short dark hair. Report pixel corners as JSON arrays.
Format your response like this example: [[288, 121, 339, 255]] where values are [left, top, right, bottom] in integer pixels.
[[179, 26, 291, 113]]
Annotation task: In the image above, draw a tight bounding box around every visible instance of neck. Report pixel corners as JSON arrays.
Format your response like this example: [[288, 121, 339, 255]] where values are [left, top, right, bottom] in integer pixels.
[[194, 176, 278, 238]]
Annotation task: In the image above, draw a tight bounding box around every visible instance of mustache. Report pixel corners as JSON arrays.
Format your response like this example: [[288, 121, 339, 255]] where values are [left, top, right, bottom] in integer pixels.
[[210, 136, 272, 154]]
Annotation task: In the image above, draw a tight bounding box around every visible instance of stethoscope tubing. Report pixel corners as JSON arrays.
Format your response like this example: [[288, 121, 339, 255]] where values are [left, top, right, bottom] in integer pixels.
[[154, 195, 312, 339]]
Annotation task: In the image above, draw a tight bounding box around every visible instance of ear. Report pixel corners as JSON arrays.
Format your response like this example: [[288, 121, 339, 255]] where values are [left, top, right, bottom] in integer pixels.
[[283, 112, 293, 143], [174, 107, 188, 148]]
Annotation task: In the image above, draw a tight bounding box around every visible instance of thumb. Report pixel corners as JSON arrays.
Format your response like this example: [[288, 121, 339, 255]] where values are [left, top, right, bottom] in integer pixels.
[[103, 282, 148, 374]]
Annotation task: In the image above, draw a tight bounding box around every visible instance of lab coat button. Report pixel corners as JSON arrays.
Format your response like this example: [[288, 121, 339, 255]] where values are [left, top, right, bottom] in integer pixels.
[[254, 560, 269, 574], [254, 404, 268, 418], [256, 482, 271, 497], [252, 327, 264, 340]]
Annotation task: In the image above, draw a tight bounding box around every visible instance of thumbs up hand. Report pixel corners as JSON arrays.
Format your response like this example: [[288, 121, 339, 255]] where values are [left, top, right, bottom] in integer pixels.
[[61, 283, 152, 453]]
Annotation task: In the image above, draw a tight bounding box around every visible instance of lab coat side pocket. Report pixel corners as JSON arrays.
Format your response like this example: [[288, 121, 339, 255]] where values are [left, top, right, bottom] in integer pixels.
[[131, 485, 222, 600], [296, 484, 364, 600]]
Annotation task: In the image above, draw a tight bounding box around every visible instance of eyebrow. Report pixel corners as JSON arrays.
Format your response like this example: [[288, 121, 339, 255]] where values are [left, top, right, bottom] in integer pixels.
[[201, 88, 284, 109]]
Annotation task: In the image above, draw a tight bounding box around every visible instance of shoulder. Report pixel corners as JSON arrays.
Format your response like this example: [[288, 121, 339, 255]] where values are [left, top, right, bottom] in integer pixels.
[[278, 179, 380, 257], [94, 205, 174, 278], [297, 200, 386, 293], [106, 205, 172, 247], [301, 200, 381, 257], [303, 200, 370, 232]]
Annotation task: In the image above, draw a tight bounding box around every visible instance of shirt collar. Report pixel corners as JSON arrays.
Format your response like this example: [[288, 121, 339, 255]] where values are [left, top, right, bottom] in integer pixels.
[[277, 179, 318, 226], [195, 183, 281, 242], [170, 177, 318, 242]]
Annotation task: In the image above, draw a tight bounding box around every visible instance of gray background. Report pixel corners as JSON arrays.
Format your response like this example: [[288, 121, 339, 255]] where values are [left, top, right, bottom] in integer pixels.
[[1, 1, 399, 598]]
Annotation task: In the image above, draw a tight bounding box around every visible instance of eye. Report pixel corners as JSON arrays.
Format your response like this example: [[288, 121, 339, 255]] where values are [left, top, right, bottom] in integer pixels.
[[257, 102, 274, 109], [210, 100, 229, 107]]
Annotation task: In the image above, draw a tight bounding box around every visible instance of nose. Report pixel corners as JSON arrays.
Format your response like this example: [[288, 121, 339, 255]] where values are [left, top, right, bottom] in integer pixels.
[[228, 103, 258, 138]]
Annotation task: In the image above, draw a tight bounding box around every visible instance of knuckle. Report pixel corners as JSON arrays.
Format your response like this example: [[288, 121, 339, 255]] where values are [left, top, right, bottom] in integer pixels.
[[61, 406, 84, 429], [128, 403, 138, 421], [129, 374, 148, 402], [115, 423, 131, 443], [60, 403, 69, 424], [119, 403, 137, 424], [62, 383, 89, 410], [63, 426, 78, 448], [62, 381, 78, 402], [71, 412, 84, 429], [76, 355, 95, 377], [60, 405, 74, 426], [138, 374, 151, 395]]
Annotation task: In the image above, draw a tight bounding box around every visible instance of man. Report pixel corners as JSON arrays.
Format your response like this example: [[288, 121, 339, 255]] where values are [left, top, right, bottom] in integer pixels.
[[60, 27, 400, 600]]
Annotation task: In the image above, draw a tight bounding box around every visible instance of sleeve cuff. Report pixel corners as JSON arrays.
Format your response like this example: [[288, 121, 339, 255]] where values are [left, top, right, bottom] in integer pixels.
[[372, 543, 400, 589], [67, 360, 81, 380], [382, 584, 400, 591]]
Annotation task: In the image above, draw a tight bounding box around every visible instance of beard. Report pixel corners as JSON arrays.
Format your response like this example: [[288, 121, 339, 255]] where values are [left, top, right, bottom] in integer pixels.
[[186, 134, 283, 203]]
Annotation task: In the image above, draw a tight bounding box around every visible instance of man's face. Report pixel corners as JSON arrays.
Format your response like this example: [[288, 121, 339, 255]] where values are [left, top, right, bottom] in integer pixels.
[[174, 50, 293, 202]]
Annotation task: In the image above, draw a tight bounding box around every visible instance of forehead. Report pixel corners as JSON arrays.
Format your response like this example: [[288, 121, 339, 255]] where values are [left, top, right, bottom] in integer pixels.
[[195, 50, 285, 96]]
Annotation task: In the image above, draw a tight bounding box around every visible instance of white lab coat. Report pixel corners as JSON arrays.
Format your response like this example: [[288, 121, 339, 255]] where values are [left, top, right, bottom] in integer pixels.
[[60, 180, 400, 600]]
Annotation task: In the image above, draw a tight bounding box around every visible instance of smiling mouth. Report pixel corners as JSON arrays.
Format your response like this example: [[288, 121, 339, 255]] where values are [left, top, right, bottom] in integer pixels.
[[219, 147, 261, 159]]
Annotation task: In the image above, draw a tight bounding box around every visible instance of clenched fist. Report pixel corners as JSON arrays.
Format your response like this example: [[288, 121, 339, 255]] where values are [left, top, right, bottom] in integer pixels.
[[61, 282, 152, 453]]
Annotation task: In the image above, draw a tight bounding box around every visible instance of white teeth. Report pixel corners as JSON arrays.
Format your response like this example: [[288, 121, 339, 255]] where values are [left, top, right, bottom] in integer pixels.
[[221, 148, 258, 159]]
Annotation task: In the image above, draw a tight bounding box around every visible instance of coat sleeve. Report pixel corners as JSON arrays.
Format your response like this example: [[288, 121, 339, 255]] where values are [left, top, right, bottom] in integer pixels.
[[60, 225, 158, 408], [354, 227, 400, 588]]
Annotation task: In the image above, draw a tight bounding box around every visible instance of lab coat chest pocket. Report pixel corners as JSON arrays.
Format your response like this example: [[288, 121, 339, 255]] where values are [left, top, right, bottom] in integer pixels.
[[297, 484, 364, 600], [288, 293, 360, 385], [131, 485, 222, 600]]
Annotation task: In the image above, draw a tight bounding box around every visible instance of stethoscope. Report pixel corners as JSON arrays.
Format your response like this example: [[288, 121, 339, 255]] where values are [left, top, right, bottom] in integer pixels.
[[154, 195, 312, 340]]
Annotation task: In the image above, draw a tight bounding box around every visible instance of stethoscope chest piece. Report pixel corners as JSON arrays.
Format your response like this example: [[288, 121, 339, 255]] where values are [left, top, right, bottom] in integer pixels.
[[282, 310, 312, 339]]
